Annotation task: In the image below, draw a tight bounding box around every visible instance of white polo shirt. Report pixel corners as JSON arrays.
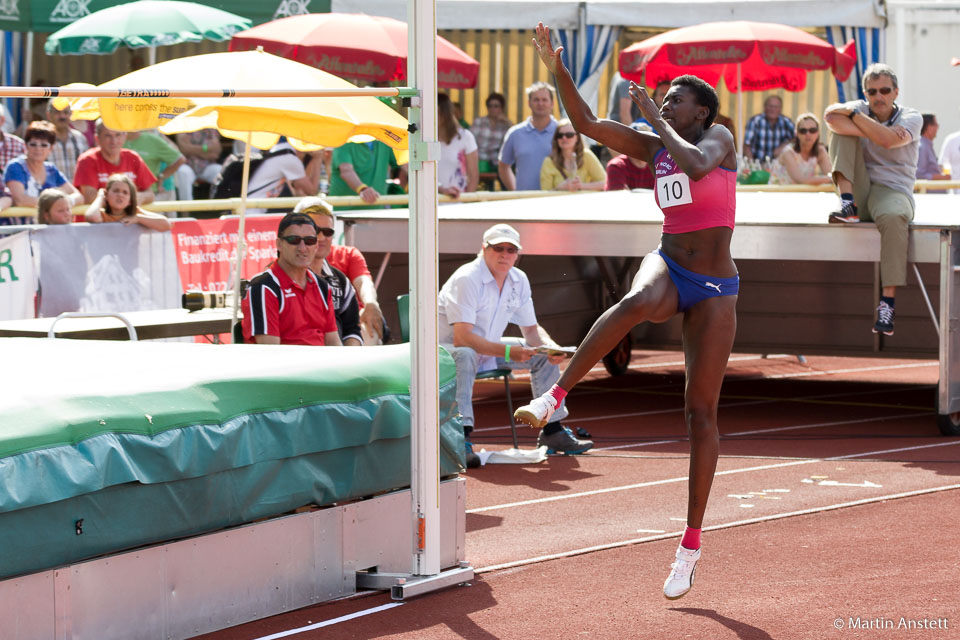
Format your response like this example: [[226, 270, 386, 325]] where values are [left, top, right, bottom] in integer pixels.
[[438, 256, 538, 372]]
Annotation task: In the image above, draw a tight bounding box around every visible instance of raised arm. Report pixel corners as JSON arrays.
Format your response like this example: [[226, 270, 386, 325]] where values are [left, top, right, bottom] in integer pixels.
[[534, 23, 661, 164], [633, 84, 736, 179]]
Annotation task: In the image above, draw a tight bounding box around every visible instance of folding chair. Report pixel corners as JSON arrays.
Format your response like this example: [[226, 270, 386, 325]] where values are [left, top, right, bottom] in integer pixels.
[[397, 294, 519, 447]]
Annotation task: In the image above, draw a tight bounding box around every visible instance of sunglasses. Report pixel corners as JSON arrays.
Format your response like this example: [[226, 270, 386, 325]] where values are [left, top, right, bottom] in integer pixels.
[[489, 245, 518, 254], [797, 127, 818, 135], [865, 87, 894, 96], [282, 235, 318, 246], [316, 227, 335, 237], [27, 141, 51, 148], [556, 131, 578, 139]]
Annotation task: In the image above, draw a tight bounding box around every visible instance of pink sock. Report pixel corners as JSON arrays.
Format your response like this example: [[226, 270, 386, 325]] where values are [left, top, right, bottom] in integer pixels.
[[547, 384, 568, 404], [680, 526, 701, 550]]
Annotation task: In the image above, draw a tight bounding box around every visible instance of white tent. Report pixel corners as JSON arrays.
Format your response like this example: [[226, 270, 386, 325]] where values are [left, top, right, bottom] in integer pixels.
[[332, 0, 886, 29]]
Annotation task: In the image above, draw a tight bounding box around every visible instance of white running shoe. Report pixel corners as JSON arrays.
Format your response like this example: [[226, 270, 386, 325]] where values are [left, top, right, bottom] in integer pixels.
[[663, 545, 701, 600], [513, 394, 558, 429]]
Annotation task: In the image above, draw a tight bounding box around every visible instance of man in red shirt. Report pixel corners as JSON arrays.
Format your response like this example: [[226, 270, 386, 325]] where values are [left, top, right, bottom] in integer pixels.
[[241, 213, 341, 346], [294, 196, 388, 344], [73, 119, 157, 204], [604, 123, 655, 191]]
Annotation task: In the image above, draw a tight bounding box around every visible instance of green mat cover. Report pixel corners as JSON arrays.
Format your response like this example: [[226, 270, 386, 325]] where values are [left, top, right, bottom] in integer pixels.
[[0, 340, 463, 579]]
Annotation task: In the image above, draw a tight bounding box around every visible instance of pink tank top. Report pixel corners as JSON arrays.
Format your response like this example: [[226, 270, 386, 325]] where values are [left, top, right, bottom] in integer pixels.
[[653, 148, 736, 234]]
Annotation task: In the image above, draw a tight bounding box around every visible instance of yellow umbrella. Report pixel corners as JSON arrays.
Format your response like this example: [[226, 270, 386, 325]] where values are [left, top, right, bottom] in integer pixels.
[[59, 48, 409, 154]]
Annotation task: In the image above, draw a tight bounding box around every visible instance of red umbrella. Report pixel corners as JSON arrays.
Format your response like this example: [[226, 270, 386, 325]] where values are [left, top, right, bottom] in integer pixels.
[[229, 13, 479, 89], [619, 21, 855, 156], [620, 21, 856, 92]]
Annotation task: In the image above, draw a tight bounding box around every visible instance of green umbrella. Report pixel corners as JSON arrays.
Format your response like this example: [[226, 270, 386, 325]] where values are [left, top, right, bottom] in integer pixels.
[[44, 0, 251, 56]]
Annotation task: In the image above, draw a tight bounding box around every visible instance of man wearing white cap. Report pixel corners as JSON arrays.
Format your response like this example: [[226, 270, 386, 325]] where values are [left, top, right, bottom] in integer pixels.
[[438, 223, 593, 466]]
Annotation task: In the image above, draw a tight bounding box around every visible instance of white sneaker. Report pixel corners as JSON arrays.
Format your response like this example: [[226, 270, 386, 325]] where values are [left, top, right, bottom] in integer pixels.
[[514, 394, 558, 429], [663, 545, 700, 600]]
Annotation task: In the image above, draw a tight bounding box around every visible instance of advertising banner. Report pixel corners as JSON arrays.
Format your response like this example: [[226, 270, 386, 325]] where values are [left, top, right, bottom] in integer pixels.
[[171, 215, 283, 294], [34, 224, 181, 317], [0, 231, 38, 320]]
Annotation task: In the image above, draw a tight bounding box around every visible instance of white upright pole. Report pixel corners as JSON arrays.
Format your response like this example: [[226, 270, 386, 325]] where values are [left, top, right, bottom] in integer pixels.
[[229, 132, 253, 342], [407, 0, 441, 577]]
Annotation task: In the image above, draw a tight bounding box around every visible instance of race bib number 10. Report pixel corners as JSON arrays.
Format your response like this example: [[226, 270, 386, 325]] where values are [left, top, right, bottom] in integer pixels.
[[657, 173, 693, 208]]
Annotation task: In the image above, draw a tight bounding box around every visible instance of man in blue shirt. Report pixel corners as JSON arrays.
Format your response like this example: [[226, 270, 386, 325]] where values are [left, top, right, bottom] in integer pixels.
[[743, 95, 795, 161], [498, 82, 557, 191]]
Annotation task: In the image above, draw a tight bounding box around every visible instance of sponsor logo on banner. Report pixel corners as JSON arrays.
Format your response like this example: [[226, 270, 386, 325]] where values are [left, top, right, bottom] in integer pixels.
[[171, 216, 281, 294], [673, 45, 748, 66], [50, 0, 91, 23], [760, 46, 826, 69], [0, 231, 38, 321], [0, 1, 20, 22], [274, 0, 310, 19], [312, 54, 385, 80]]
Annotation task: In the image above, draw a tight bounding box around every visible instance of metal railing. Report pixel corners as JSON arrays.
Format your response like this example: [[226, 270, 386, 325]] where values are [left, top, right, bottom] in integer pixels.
[[2, 181, 957, 219]]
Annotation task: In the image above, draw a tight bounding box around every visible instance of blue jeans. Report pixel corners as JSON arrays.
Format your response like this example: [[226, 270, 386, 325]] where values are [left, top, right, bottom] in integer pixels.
[[444, 339, 569, 430]]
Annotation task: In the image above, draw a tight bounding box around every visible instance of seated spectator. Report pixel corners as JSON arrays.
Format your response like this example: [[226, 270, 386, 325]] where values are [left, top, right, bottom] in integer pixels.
[[472, 92, 512, 175], [174, 129, 222, 200], [438, 92, 478, 198], [329, 139, 407, 209], [73, 119, 156, 205], [604, 123, 655, 191], [540, 119, 605, 191], [246, 139, 322, 201], [294, 196, 387, 345], [299, 198, 363, 346], [124, 130, 186, 206], [823, 63, 921, 336], [4, 121, 83, 224], [778, 113, 832, 185], [916, 113, 950, 181], [84, 173, 171, 231], [743, 95, 795, 160], [241, 212, 341, 346], [46, 99, 89, 180], [438, 223, 592, 462], [37, 188, 73, 225]]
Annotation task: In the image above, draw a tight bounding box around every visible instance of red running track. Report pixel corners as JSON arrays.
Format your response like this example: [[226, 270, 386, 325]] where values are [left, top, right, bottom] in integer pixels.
[[197, 351, 959, 640]]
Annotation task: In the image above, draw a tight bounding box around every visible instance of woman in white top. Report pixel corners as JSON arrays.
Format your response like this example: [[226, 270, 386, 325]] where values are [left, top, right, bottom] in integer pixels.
[[777, 112, 832, 185], [437, 93, 479, 199]]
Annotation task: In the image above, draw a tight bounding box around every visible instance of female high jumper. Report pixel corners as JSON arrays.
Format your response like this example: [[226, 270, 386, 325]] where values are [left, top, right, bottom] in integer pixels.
[[514, 23, 739, 600]]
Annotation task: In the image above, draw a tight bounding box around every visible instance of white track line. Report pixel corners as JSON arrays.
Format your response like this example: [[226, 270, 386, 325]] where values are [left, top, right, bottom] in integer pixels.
[[764, 360, 936, 379], [471, 375, 934, 434], [475, 484, 960, 574], [250, 602, 404, 640], [593, 411, 930, 451], [467, 439, 960, 514]]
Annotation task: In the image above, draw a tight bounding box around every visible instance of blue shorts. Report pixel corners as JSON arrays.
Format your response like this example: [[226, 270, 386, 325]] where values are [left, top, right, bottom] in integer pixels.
[[657, 249, 739, 312]]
